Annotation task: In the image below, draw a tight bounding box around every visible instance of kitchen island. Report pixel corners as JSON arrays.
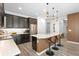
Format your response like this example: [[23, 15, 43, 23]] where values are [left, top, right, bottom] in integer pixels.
[[0, 39, 21, 56], [31, 33, 60, 54]]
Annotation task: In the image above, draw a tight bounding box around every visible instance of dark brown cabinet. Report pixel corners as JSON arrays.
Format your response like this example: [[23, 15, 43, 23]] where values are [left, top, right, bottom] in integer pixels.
[[0, 3, 4, 27], [29, 18, 37, 34], [0, 3, 4, 15], [0, 16, 4, 27], [13, 16, 19, 28], [29, 18, 37, 24], [32, 36, 37, 51], [6, 14, 13, 28], [12, 34, 30, 45], [67, 12, 79, 43], [21, 34, 30, 43], [19, 17, 24, 28], [5, 14, 29, 28], [19, 17, 29, 28], [12, 35, 21, 44], [6, 14, 20, 28]]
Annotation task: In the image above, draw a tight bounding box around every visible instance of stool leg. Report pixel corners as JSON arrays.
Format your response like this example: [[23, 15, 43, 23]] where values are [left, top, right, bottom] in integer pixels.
[[52, 36, 59, 50], [57, 37, 63, 47], [46, 42, 54, 56], [52, 42, 59, 50]]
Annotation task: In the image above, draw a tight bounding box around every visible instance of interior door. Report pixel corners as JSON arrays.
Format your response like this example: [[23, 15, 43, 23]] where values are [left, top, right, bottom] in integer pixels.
[[67, 13, 79, 42], [74, 13, 79, 42], [67, 13, 76, 42]]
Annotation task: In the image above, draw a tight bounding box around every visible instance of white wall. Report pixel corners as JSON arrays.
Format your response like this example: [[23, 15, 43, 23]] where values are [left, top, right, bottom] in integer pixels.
[[59, 20, 64, 33], [37, 16, 67, 34], [59, 16, 67, 34], [37, 17, 46, 34], [50, 17, 66, 34]]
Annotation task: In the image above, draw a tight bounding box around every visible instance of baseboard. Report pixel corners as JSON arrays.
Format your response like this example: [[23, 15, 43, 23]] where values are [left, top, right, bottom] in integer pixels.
[[67, 41, 79, 45]]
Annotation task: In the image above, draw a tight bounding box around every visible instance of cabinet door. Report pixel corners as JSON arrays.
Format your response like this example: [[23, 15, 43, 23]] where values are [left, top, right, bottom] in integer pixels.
[[21, 34, 30, 43], [23, 18, 28, 28], [6, 14, 13, 28], [29, 18, 37, 34], [12, 35, 21, 45], [16, 35, 22, 44], [24, 18, 29, 28], [29, 18, 37, 24], [0, 3, 4, 15], [13, 16, 19, 28], [32, 36, 37, 51], [0, 15, 2, 27], [19, 17, 28, 28], [0, 15, 4, 27], [19, 17, 24, 28], [0, 3, 3, 7], [0, 3, 4, 27]]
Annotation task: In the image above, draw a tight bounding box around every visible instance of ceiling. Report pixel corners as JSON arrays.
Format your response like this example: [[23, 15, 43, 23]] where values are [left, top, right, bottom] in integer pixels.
[[4, 3, 79, 18]]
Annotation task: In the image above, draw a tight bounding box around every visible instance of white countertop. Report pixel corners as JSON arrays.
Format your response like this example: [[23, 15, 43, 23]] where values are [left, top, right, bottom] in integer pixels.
[[0, 35, 12, 39], [0, 39, 21, 56], [31, 32, 60, 39], [0, 33, 29, 39]]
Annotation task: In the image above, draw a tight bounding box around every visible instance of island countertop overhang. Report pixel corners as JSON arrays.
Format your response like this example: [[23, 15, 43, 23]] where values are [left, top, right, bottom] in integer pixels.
[[31, 33, 60, 39]]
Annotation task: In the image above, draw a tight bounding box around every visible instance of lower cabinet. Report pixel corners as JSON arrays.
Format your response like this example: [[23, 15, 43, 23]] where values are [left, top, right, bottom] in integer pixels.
[[12, 34, 30, 45], [21, 34, 30, 43], [32, 36, 37, 51]]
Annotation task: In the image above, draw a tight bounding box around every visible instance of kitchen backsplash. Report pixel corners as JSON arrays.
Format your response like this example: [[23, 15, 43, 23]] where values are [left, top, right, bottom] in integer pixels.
[[2, 28, 29, 35]]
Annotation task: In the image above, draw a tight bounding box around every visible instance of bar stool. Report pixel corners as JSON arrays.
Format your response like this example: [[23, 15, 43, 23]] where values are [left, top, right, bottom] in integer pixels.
[[52, 36, 59, 50], [46, 37, 54, 56], [57, 34, 63, 47]]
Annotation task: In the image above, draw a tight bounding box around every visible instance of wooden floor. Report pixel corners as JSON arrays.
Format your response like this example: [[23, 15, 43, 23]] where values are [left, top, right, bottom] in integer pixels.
[[18, 38, 79, 56]]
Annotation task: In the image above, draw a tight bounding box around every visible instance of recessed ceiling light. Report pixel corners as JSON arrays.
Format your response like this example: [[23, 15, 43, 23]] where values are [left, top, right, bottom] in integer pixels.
[[18, 7, 22, 10]]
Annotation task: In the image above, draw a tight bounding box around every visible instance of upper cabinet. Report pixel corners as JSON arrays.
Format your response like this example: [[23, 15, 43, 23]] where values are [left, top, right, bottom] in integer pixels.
[[29, 18, 37, 24], [29, 18, 37, 35], [6, 14, 13, 28], [5, 14, 29, 28], [19, 17, 29, 28], [0, 3, 4, 15], [0, 3, 4, 27], [13, 15, 19, 28]]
